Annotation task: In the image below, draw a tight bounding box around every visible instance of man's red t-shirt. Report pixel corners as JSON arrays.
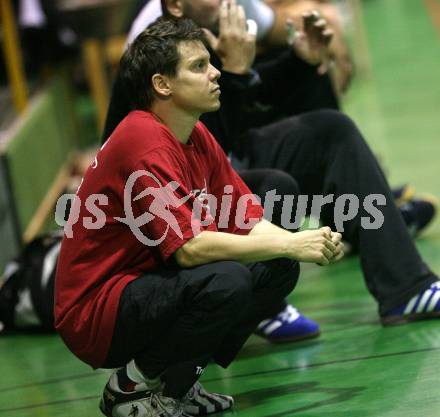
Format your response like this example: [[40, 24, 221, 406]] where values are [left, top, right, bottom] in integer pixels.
[[54, 111, 263, 368]]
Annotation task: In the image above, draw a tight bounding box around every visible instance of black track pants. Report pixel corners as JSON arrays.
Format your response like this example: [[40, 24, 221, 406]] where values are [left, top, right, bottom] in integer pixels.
[[104, 259, 299, 397], [244, 109, 438, 313]]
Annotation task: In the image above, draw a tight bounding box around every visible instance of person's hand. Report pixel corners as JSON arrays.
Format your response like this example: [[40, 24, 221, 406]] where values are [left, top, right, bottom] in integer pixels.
[[287, 226, 341, 266], [328, 35, 353, 94], [289, 10, 334, 75], [203, 0, 256, 74], [329, 230, 344, 263]]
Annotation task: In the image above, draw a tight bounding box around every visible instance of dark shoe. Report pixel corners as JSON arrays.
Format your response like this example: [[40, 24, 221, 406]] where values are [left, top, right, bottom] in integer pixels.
[[400, 196, 437, 237]]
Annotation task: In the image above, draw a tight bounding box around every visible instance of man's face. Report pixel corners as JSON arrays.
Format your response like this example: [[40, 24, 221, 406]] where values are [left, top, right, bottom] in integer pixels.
[[167, 40, 221, 116], [181, 0, 221, 32]]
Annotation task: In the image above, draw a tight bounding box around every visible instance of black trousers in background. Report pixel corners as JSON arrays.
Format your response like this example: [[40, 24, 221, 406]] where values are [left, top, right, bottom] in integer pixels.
[[104, 259, 299, 398], [244, 109, 438, 314]]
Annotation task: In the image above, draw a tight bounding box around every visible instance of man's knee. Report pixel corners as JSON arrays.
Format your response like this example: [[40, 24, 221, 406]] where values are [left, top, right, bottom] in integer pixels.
[[313, 109, 356, 129], [262, 170, 300, 198], [204, 261, 253, 310], [259, 171, 300, 227], [306, 109, 361, 148]]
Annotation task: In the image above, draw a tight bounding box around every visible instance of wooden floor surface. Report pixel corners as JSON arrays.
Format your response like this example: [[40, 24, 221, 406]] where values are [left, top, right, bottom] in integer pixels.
[[1, 0, 440, 415]]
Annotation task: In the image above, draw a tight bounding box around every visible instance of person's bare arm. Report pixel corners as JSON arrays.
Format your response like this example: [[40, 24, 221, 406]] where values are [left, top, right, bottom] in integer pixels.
[[175, 220, 343, 268], [250, 219, 344, 263]]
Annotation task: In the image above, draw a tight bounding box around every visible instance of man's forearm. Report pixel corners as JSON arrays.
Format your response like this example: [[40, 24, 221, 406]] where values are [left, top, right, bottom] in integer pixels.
[[175, 221, 343, 269], [175, 229, 291, 268], [248, 218, 292, 236]]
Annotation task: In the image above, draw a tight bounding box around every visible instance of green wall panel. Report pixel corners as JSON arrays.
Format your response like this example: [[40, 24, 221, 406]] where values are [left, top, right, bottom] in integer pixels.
[[0, 156, 20, 271], [3, 76, 77, 236]]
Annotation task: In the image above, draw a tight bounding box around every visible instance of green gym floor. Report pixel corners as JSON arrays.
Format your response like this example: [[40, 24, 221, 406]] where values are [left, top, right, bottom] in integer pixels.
[[1, 1, 440, 416]]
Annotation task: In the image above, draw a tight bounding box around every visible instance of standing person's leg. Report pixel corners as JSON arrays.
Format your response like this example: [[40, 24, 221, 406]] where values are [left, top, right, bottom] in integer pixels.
[[245, 109, 439, 318]]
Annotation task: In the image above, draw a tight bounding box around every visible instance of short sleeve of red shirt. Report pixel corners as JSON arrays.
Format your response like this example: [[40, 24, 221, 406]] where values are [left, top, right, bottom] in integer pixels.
[[129, 147, 218, 262], [197, 123, 264, 235]]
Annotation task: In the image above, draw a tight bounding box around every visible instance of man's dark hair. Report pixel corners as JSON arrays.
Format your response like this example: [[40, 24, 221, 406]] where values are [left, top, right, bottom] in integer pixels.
[[119, 17, 205, 110], [160, 0, 171, 17]]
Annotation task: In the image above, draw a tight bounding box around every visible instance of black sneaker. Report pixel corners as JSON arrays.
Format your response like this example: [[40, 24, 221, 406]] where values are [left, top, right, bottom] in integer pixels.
[[399, 196, 437, 237]]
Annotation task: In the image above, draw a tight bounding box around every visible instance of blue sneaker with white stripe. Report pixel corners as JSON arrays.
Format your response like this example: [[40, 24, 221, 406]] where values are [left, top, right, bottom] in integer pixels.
[[381, 281, 440, 326], [255, 304, 320, 343]]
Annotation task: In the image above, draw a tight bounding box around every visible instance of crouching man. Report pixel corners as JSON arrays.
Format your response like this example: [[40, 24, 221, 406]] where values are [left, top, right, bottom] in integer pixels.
[[54, 18, 343, 417]]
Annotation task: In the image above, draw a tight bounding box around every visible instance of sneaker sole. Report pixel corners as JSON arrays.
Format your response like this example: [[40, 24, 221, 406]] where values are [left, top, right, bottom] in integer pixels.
[[264, 329, 320, 344], [381, 311, 440, 326]]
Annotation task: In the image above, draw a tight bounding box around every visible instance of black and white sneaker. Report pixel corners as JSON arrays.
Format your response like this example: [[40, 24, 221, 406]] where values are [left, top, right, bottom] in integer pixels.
[[182, 381, 234, 415], [99, 369, 191, 417]]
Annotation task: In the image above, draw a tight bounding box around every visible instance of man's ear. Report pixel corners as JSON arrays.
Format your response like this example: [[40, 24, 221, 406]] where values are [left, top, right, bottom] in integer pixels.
[[151, 74, 172, 97], [164, 0, 184, 18]]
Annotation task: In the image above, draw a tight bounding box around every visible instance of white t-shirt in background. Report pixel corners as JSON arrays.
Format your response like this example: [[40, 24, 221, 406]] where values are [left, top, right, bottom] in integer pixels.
[[127, 0, 274, 44]]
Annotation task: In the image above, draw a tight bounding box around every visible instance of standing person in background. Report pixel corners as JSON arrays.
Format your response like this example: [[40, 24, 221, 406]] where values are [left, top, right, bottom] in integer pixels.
[[12, 0, 78, 75]]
